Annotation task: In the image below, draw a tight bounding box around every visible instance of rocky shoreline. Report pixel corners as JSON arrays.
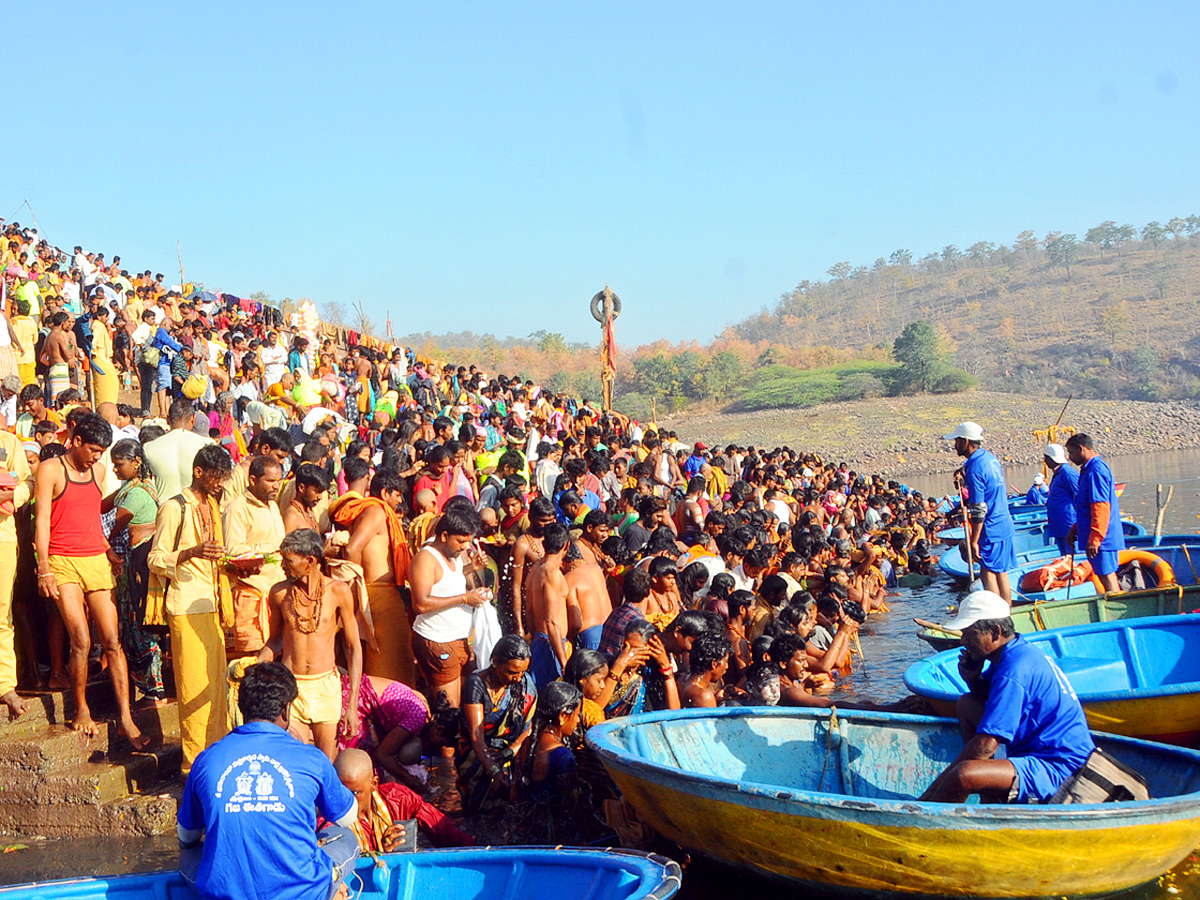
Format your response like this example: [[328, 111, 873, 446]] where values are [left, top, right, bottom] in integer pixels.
[[663, 391, 1200, 478]]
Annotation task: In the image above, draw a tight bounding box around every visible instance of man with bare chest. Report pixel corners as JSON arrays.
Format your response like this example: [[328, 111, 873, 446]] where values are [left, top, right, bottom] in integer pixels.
[[333, 470, 414, 685], [575, 509, 614, 573], [526, 523, 570, 690], [259, 528, 361, 760], [509, 497, 555, 639], [564, 543, 612, 651], [42, 311, 80, 403]]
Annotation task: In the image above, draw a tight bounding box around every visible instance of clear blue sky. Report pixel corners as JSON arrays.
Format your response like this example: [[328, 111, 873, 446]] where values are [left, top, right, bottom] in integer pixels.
[[6, 3, 1197, 346]]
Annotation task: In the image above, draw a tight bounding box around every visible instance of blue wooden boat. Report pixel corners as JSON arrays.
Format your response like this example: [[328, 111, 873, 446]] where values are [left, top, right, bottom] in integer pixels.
[[905, 613, 1200, 744], [0, 847, 682, 900], [587, 707, 1200, 897], [938, 519, 1149, 581]]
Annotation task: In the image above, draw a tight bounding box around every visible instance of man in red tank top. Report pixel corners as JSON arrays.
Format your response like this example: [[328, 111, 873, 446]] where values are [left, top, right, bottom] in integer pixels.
[[34, 412, 149, 748]]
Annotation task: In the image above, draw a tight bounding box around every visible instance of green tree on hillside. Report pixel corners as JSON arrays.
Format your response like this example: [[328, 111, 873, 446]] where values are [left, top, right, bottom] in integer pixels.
[[1015, 230, 1040, 261], [1142, 222, 1166, 257], [889, 249, 913, 267], [892, 319, 949, 391], [1166, 217, 1188, 244], [701, 351, 743, 398], [827, 261, 852, 280], [1114, 224, 1137, 255], [1099, 304, 1130, 348], [1044, 232, 1081, 279], [1085, 221, 1118, 259]]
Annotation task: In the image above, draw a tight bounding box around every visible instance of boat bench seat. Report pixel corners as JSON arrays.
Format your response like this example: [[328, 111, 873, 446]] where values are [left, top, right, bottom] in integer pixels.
[[1054, 656, 1130, 692]]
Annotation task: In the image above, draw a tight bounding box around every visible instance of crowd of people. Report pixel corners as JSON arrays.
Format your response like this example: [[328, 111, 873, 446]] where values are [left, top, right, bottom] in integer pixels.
[[1, 219, 973, 898]]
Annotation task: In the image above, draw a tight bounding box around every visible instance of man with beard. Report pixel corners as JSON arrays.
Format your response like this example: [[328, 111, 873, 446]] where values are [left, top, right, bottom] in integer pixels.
[[282, 463, 332, 535]]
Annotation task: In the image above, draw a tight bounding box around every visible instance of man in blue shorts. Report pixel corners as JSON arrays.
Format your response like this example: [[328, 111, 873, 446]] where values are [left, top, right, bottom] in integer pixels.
[[944, 421, 1016, 603], [920, 590, 1095, 803], [177, 662, 360, 900], [1064, 433, 1125, 593]]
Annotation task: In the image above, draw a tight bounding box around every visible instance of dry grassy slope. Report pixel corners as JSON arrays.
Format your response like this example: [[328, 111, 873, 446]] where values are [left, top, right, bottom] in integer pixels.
[[664, 390, 1200, 477], [730, 239, 1200, 396]]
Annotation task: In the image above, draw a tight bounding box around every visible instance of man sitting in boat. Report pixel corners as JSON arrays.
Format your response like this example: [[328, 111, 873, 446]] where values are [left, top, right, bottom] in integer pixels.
[[1023, 473, 1049, 506], [920, 590, 1095, 804], [177, 662, 360, 900]]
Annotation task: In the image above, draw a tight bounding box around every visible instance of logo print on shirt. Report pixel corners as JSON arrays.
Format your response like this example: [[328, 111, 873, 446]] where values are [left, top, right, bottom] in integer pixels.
[[215, 753, 295, 814]]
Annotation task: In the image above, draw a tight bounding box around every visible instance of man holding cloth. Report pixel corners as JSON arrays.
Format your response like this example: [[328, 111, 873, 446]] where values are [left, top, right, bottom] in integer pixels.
[[921, 590, 1095, 803], [944, 422, 1016, 603], [1043, 443, 1079, 557], [1065, 434, 1125, 594]]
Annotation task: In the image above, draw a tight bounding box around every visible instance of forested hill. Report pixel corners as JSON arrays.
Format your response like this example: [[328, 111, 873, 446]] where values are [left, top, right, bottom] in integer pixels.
[[728, 218, 1200, 402]]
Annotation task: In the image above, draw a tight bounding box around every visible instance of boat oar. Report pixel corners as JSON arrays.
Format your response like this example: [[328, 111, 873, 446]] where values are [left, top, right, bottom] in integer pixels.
[[913, 617, 960, 636]]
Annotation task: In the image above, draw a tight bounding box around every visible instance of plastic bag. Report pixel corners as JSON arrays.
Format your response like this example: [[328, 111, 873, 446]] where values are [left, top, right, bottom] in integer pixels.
[[471, 601, 502, 671]]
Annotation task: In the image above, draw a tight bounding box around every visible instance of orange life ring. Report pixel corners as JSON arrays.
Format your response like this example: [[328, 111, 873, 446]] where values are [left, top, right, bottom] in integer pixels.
[[1090, 549, 1175, 593]]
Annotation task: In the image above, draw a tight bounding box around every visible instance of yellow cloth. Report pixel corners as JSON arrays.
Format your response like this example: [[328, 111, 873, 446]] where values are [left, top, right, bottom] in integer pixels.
[[48, 552, 115, 592], [291, 668, 342, 726], [579, 696, 606, 732], [407, 511, 435, 552], [91, 325, 118, 406], [170, 610, 229, 774], [0, 431, 33, 543], [11, 316, 36, 368], [221, 463, 249, 513], [146, 489, 233, 626], [0, 543, 17, 695], [363, 583, 415, 687]]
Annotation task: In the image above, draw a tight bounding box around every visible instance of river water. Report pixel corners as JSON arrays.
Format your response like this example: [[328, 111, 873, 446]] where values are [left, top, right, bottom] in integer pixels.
[[4, 449, 1200, 897]]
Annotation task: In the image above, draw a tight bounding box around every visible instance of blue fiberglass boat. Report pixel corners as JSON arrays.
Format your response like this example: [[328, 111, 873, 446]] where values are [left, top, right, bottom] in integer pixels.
[[905, 613, 1200, 744], [937, 519, 1149, 580], [587, 707, 1200, 897], [0, 847, 683, 900]]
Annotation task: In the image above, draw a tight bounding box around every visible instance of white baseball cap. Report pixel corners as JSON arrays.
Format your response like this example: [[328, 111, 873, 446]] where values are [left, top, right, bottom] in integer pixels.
[[942, 421, 984, 441], [1033, 474, 1046, 485], [942, 590, 1011, 632], [1044, 443, 1068, 465]]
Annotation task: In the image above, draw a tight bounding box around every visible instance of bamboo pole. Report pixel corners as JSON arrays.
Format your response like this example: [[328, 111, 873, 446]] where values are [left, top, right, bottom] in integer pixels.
[[1154, 483, 1174, 546]]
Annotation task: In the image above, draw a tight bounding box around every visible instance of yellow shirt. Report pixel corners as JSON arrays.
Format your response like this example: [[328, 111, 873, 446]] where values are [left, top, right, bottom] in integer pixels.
[[147, 489, 222, 617], [221, 491, 285, 597]]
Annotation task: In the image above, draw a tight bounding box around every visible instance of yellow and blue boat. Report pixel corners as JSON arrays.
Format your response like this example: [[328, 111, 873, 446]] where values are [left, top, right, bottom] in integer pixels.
[[587, 707, 1200, 897], [906, 614, 1200, 744]]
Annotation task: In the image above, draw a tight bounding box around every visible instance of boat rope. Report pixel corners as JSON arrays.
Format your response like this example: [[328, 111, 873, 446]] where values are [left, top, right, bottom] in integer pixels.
[[817, 708, 839, 792]]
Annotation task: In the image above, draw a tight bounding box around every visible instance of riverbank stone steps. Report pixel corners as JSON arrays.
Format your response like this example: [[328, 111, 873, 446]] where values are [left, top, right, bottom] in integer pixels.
[[0, 684, 182, 838]]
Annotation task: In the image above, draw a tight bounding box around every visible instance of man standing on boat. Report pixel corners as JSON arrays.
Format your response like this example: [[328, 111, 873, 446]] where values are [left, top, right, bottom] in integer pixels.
[[1064, 433, 1125, 594], [919, 590, 1095, 804], [1042, 443, 1078, 557], [944, 422, 1016, 603]]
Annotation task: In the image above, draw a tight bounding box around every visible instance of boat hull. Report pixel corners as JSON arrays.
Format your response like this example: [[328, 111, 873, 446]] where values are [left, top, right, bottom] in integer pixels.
[[907, 614, 1200, 745], [0, 847, 683, 900], [589, 708, 1200, 898]]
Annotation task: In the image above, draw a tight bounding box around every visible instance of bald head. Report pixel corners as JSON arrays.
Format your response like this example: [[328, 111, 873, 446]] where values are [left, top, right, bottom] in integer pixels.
[[333, 748, 374, 789], [97, 401, 118, 425]]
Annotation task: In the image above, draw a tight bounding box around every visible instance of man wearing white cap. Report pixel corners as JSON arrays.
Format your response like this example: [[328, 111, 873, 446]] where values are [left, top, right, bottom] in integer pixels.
[[1023, 474, 1049, 506], [921, 590, 1095, 803], [943, 422, 1016, 603], [1043, 443, 1078, 556]]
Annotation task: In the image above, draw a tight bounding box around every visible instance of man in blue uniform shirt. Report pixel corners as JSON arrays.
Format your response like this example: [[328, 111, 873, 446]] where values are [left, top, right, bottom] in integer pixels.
[[921, 590, 1095, 803], [944, 421, 1016, 603], [177, 662, 360, 900], [1024, 474, 1049, 505], [1065, 433, 1125, 594], [1043, 443, 1079, 556]]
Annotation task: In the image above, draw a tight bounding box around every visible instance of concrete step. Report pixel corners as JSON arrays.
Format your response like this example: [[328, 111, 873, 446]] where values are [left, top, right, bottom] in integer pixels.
[[0, 723, 111, 776], [0, 742, 182, 808], [3, 689, 179, 741], [0, 788, 179, 838]]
